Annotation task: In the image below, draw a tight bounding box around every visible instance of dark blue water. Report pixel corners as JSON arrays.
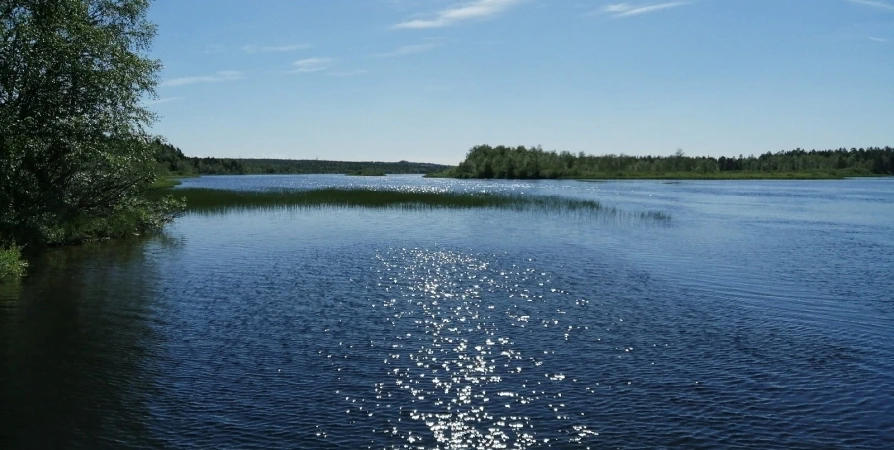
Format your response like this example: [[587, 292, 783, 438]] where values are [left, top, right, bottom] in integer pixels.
[[2, 176, 893, 449]]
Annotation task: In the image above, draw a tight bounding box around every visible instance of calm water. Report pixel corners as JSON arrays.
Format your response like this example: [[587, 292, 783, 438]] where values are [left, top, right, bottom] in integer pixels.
[[2, 175, 893, 449]]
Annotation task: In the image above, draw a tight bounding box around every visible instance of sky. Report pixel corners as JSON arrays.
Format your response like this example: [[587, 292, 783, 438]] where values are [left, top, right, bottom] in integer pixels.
[[146, 0, 894, 164]]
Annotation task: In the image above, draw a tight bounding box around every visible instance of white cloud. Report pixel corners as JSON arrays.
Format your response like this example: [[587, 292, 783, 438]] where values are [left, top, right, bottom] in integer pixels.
[[242, 44, 311, 54], [599, 2, 689, 18], [372, 43, 436, 57], [603, 3, 632, 13], [160, 71, 243, 87], [845, 0, 894, 11], [289, 58, 333, 73], [394, 0, 525, 29], [867, 36, 888, 42]]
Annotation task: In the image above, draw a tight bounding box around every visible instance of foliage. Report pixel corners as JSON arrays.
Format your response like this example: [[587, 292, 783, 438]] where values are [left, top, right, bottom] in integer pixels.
[[0, 0, 182, 276], [152, 140, 451, 176], [153, 138, 198, 175], [0, 244, 27, 279], [440, 145, 894, 179], [149, 176, 182, 190], [346, 168, 386, 176], [36, 195, 184, 245]]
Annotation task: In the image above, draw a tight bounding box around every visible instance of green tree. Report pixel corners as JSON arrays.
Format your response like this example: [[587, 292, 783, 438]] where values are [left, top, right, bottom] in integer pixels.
[[1, 0, 176, 246], [443, 144, 893, 179]]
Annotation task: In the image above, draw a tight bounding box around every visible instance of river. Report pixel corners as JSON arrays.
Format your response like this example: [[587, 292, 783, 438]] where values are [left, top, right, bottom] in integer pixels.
[[2, 175, 893, 449]]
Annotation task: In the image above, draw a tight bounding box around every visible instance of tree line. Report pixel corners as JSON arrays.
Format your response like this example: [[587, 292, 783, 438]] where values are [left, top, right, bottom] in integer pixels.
[[153, 140, 451, 176], [440, 145, 894, 179]]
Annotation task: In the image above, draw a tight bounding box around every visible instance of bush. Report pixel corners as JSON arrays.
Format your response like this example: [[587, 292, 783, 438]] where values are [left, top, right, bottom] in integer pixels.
[[0, 246, 27, 279], [35, 196, 185, 245]]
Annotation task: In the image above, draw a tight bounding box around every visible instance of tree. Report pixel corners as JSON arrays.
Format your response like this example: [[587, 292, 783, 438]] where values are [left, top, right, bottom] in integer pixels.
[[442, 144, 893, 179], [1, 0, 173, 245]]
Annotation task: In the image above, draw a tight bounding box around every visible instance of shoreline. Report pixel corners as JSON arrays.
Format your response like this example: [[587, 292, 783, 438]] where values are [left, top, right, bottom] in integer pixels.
[[426, 172, 890, 181]]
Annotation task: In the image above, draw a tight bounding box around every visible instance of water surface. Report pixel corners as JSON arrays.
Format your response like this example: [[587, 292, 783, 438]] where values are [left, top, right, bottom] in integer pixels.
[[2, 175, 893, 449]]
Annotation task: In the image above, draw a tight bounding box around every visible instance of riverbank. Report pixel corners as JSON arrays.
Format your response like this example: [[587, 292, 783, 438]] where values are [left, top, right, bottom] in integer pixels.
[[153, 141, 452, 176], [426, 169, 882, 180], [570, 170, 881, 180], [1, 178, 187, 281], [435, 145, 893, 180]]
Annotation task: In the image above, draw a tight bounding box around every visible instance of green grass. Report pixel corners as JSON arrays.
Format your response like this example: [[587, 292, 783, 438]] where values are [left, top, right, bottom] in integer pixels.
[[149, 177, 184, 190], [0, 246, 27, 279], [422, 170, 453, 178], [165, 187, 668, 218], [169, 188, 602, 212], [147, 187, 671, 223]]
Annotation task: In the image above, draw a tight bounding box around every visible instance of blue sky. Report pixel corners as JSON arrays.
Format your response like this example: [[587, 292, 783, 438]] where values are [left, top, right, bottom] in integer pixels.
[[147, 0, 893, 164]]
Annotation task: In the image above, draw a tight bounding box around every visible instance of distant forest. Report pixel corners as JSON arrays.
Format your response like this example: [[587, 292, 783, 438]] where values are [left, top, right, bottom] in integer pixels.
[[439, 145, 894, 179], [153, 141, 451, 176]]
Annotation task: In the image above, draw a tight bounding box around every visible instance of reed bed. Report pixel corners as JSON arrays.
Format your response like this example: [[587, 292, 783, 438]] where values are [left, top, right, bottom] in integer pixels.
[[154, 187, 671, 222]]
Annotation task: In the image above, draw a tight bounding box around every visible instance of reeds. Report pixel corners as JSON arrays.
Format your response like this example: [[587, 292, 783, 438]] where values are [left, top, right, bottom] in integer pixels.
[[173, 187, 596, 211], [153, 187, 671, 222]]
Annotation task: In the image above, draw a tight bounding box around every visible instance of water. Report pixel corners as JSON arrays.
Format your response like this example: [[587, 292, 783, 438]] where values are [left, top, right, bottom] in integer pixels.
[[2, 175, 893, 449]]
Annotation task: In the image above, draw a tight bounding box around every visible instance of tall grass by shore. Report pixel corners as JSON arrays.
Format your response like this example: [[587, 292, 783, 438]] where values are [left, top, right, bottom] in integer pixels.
[[2, 187, 668, 279], [0, 245, 27, 279], [148, 177, 184, 190], [169, 187, 598, 211], [154, 187, 669, 221]]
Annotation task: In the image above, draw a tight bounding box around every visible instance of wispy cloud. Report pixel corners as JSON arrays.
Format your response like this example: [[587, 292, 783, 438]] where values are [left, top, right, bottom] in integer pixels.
[[242, 44, 311, 54], [845, 0, 894, 11], [598, 2, 690, 18], [393, 0, 525, 29], [289, 58, 333, 74], [144, 96, 184, 105], [160, 71, 243, 87], [372, 43, 436, 57], [867, 36, 889, 42]]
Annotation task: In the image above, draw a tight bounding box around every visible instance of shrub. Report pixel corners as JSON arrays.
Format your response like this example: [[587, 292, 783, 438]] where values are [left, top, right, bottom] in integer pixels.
[[0, 245, 27, 279]]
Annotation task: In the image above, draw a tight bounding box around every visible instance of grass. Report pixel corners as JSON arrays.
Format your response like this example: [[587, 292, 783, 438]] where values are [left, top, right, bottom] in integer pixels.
[[149, 177, 184, 190], [146, 186, 672, 224], [166, 187, 607, 213], [154, 187, 666, 220], [0, 245, 27, 279], [422, 170, 454, 178]]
